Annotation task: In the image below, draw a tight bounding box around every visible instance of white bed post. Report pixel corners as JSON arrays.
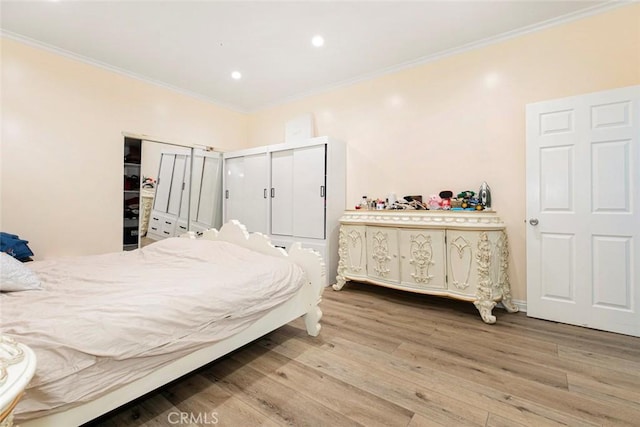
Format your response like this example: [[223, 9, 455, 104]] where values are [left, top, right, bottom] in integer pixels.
[[288, 242, 325, 336]]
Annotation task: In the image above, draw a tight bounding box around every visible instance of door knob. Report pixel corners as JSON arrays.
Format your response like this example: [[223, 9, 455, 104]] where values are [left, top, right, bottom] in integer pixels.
[[529, 218, 539, 226]]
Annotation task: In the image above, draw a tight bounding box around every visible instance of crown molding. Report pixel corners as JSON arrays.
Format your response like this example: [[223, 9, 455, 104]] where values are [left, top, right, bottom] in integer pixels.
[[251, 1, 632, 112], [0, 29, 248, 114]]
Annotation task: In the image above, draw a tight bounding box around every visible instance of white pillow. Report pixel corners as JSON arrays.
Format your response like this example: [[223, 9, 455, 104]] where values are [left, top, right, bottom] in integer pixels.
[[0, 252, 42, 292]]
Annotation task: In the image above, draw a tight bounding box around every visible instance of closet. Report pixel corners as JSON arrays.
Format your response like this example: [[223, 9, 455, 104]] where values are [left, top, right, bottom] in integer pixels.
[[147, 149, 222, 241], [123, 137, 142, 250], [223, 136, 346, 286]]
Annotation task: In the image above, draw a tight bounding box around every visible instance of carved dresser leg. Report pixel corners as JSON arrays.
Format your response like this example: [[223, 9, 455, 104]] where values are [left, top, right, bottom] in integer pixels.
[[304, 303, 323, 336], [498, 230, 519, 313], [334, 225, 348, 291], [475, 232, 497, 324], [474, 300, 497, 324], [332, 278, 347, 291]]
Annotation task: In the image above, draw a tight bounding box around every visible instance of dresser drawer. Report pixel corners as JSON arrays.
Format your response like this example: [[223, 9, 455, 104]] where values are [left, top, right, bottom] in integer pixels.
[[175, 220, 188, 236], [148, 215, 162, 236], [161, 217, 176, 237]]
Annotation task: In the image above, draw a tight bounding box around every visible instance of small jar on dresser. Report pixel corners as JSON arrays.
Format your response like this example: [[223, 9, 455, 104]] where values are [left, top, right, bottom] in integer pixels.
[[334, 210, 519, 324], [0, 336, 36, 427]]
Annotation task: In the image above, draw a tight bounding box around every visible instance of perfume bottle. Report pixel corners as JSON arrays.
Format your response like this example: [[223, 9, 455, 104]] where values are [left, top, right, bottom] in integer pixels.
[[359, 195, 369, 210], [478, 181, 491, 210]]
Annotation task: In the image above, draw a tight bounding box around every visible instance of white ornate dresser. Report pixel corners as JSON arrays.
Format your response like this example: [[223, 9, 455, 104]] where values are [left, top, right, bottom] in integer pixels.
[[0, 336, 36, 427], [334, 210, 519, 323]]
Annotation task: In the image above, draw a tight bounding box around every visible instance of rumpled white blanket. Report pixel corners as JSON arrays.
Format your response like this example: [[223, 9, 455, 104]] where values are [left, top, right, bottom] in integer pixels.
[[0, 237, 305, 418]]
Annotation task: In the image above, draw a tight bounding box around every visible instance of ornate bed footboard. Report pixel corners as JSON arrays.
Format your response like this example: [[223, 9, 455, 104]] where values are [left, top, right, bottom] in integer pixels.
[[0, 336, 36, 427], [194, 221, 326, 336]]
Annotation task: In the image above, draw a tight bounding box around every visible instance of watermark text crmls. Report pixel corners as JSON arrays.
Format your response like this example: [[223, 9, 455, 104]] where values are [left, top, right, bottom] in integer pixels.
[[167, 411, 219, 425]]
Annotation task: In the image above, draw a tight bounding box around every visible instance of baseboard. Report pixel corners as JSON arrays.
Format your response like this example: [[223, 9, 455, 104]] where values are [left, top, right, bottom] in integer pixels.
[[498, 299, 527, 313]]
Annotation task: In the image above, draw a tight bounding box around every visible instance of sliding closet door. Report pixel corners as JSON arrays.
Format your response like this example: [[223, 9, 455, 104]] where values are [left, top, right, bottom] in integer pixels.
[[271, 150, 294, 236], [224, 153, 268, 234], [293, 144, 326, 239], [194, 153, 222, 229], [153, 153, 175, 212], [167, 154, 187, 217]]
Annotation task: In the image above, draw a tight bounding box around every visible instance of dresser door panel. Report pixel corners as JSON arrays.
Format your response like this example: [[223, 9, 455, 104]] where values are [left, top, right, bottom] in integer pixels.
[[366, 226, 399, 283], [342, 225, 367, 278], [399, 229, 446, 289], [446, 230, 478, 296]]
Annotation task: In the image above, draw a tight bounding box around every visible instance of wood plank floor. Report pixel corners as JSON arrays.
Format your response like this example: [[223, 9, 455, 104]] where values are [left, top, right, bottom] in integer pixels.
[[88, 282, 640, 427]]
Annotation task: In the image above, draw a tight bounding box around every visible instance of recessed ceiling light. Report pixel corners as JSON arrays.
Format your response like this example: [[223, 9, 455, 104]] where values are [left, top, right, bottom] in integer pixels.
[[311, 35, 324, 47], [231, 71, 242, 80]]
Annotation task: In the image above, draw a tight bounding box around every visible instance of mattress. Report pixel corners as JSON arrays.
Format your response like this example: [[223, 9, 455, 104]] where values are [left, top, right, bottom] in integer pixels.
[[0, 237, 305, 420]]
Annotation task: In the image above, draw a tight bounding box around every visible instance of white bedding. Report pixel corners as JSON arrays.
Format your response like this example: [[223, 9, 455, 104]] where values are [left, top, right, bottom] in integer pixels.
[[0, 237, 306, 419]]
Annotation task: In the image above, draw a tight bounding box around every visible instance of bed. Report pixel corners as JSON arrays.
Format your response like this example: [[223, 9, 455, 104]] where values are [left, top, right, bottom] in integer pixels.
[[0, 220, 325, 426]]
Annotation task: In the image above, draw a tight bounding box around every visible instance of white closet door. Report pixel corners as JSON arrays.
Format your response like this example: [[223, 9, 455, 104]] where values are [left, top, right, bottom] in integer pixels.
[[178, 155, 191, 221], [190, 154, 205, 222], [197, 155, 221, 226], [224, 156, 244, 224], [242, 153, 269, 234], [526, 85, 640, 337], [153, 153, 175, 213], [293, 144, 326, 239], [225, 153, 268, 234], [271, 150, 294, 236], [167, 154, 187, 216]]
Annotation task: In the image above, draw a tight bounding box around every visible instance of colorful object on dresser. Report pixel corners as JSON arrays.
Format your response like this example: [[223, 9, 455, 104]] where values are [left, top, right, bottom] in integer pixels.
[[438, 190, 453, 210], [358, 182, 492, 211], [142, 176, 156, 188]]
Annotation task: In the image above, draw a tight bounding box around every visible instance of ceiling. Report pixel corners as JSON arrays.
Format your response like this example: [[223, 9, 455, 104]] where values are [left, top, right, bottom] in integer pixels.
[[0, 0, 616, 112]]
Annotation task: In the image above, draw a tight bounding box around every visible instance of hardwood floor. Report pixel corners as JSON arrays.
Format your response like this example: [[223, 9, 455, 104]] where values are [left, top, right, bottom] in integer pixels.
[[89, 282, 640, 427]]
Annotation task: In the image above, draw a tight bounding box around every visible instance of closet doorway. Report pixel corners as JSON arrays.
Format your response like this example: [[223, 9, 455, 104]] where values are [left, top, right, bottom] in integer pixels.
[[122, 135, 223, 250]]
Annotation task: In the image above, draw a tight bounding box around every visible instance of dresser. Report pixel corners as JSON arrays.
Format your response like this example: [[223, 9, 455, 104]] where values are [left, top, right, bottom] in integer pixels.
[[0, 336, 36, 427], [334, 210, 519, 323]]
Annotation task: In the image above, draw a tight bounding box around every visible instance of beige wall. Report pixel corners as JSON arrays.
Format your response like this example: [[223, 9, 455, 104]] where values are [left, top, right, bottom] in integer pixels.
[[2, 5, 638, 302], [1, 38, 247, 258], [246, 4, 640, 301]]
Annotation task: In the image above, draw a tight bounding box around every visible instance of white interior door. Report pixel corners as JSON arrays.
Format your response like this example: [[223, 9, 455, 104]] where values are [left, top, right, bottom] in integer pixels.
[[526, 85, 640, 337]]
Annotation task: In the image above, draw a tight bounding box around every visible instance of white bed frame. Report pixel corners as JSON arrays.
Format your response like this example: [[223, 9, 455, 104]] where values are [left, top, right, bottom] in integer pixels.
[[21, 220, 325, 427]]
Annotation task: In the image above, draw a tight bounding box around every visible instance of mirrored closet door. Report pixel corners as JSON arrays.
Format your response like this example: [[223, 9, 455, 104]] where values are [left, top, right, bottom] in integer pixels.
[[123, 137, 223, 250]]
